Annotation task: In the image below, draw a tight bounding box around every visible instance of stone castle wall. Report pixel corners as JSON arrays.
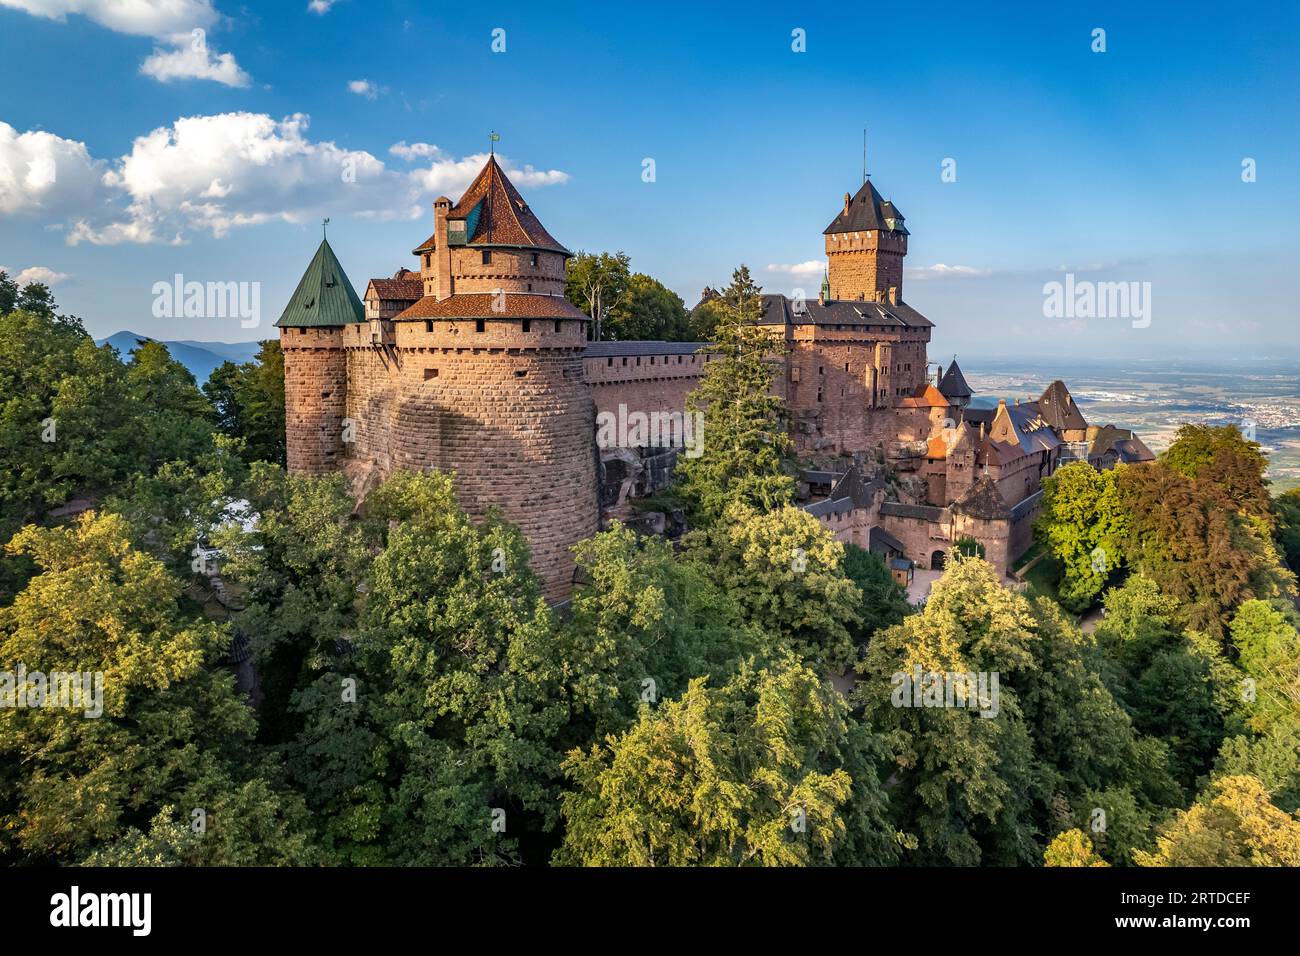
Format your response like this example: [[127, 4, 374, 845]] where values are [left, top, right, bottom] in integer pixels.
[[336, 317, 597, 601]]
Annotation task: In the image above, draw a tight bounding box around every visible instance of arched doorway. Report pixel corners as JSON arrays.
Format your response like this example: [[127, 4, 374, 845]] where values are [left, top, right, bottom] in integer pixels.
[[931, 549, 946, 571]]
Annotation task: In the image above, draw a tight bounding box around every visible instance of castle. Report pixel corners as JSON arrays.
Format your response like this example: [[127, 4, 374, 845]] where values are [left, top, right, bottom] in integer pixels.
[[277, 156, 1152, 598]]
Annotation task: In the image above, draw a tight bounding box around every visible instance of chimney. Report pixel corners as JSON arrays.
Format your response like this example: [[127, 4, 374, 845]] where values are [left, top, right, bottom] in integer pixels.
[[433, 197, 453, 300], [843, 191, 851, 216], [818, 287, 826, 306], [887, 286, 898, 304], [979, 421, 986, 441]]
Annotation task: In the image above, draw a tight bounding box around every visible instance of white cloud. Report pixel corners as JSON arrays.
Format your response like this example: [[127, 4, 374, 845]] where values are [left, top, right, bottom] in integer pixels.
[[389, 141, 444, 162], [347, 79, 386, 100], [307, 0, 339, 13], [0, 112, 570, 245], [0, 264, 70, 285], [905, 263, 992, 280], [765, 260, 826, 277], [0, 0, 250, 86], [141, 40, 250, 87], [0, 120, 109, 216]]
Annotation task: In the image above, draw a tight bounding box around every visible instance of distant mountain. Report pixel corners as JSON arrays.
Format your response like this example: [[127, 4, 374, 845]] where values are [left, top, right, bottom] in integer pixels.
[[96, 331, 263, 383]]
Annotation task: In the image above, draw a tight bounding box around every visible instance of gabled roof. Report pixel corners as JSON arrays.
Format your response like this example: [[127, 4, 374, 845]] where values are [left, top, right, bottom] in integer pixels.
[[446, 154, 569, 253], [995, 400, 1062, 455], [898, 384, 950, 409], [1088, 425, 1156, 463], [275, 238, 365, 328], [1038, 379, 1088, 432], [938, 360, 972, 399], [823, 179, 909, 236], [395, 292, 588, 321], [366, 276, 424, 301], [953, 474, 1009, 520], [759, 294, 933, 329]]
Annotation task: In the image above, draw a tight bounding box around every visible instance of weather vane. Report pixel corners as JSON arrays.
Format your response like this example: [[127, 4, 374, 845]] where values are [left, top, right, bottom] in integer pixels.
[[489, 130, 500, 155], [322, 217, 330, 239]]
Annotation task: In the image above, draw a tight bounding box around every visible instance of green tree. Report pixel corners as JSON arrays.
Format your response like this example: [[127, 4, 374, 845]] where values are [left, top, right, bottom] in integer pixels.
[[1230, 600, 1300, 734], [1274, 488, 1300, 571], [564, 251, 631, 341], [604, 273, 691, 341], [1043, 828, 1109, 866], [688, 504, 861, 672], [853, 556, 1042, 865], [841, 543, 911, 642], [556, 656, 901, 866], [558, 521, 761, 742], [0, 512, 310, 865], [0, 270, 18, 315], [1135, 774, 1300, 866], [675, 266, 794, 525], [1035, 461, 1127, 611], [204, 340, 286, 465]]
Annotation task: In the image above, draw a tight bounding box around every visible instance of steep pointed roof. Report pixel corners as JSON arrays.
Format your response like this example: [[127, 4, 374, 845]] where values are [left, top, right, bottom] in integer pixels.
[[938, 359, 973, 399], [1037, 379, 1088, 432], [275, 238, 365, 328], [823, 179, 909, 236], [953, 474, 1009, 520], [447, 154, 569, 253]]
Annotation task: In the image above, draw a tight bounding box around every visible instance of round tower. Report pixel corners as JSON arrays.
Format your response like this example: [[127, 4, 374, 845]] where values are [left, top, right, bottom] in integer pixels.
[[276, 236, 365, 475], [388, 155, 598, 600]]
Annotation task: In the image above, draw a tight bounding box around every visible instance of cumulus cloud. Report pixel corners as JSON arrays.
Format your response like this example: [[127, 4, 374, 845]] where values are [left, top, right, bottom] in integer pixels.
[[0, 264, 70, 285], [0, 120, 109, 216], [307, 0, 339, 13], [347, 79, 386, 100], [765, 260, 826, 277], [141, 37, 250, 87], [0, 112, 570, 245], [0, 0, 250, 86], [389, 141, 444, 162], [904, 263, 992, 280]]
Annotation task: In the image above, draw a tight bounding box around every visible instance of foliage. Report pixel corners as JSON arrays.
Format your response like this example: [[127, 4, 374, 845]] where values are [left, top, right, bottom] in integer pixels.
[[204, 340, 286, 465], [0, 512, 310, 865], [675, 266, 795, 526], [1043, 828, 1109, 866], [564, 251, 631, 341], [1034, 462, 1127, 612], [1134, 775, 1300, 866], [687, 504, 861, 672], [604, 273, 691, 341], [555, 656, 901, 866]]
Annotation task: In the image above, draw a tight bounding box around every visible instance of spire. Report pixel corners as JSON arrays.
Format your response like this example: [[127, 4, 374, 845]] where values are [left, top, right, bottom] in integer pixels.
[[275, 237, 365, 328], [447, 154, 569, 253], [820, 267, 831, 302]]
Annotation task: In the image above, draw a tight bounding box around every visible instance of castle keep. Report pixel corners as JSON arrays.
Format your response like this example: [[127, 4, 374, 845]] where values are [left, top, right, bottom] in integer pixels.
[[279, 157, 1152, 597]]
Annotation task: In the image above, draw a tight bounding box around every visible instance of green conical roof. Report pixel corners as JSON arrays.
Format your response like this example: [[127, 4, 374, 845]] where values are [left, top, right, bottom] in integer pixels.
[[275, 238, 365, 328]]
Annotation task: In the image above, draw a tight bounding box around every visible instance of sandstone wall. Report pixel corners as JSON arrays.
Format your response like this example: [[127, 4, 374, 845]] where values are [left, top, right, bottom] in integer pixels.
[[281, 326, 347, 475]]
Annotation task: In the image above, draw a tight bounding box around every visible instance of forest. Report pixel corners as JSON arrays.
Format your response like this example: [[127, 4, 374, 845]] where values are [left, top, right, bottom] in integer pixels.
[[2, 266, 1299, 867]]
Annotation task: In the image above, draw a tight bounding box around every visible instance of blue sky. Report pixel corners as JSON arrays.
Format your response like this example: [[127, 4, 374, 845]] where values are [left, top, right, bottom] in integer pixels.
[[1, 0, 1296, 361]]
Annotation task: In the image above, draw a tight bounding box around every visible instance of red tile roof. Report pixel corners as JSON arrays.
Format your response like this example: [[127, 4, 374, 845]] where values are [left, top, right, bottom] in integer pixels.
[[395, 292, 589, 321], [367, 277, 424, 300], [451, 155, 568, 252], [898, 384, 950, 408]]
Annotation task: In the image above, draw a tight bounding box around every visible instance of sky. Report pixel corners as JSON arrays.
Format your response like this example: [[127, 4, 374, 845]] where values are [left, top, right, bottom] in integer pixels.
[[0, 0, 1297, 362]]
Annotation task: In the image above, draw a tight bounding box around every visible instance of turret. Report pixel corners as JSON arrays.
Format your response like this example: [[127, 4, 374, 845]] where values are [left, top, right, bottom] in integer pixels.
[[276, 236, 364, 475]]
